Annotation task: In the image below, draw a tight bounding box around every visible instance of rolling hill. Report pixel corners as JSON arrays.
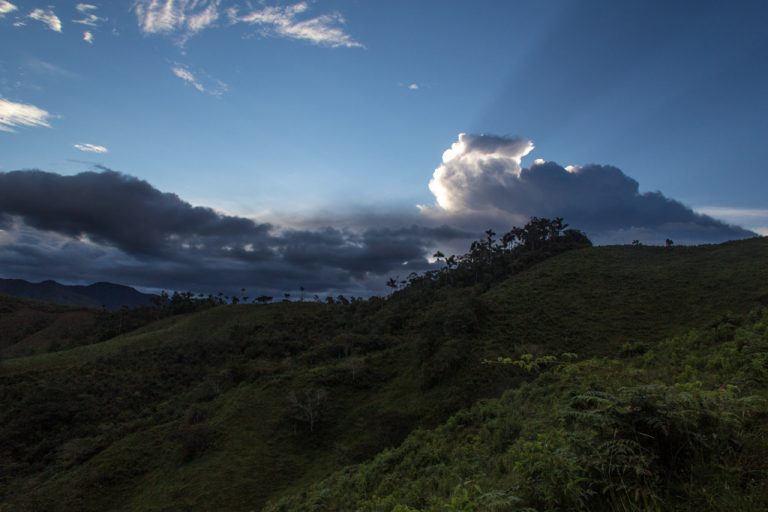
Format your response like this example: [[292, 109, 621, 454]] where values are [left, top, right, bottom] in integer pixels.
[[0, 237, 766, 511]]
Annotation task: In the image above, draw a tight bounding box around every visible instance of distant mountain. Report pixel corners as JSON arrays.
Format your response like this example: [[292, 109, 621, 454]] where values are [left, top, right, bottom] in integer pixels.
[[0, 278, 156, 310]]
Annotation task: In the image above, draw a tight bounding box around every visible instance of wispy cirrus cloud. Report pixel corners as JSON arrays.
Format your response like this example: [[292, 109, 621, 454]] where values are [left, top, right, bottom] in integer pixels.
[[134, 0, 221, 43], [0, 98, 52, 132], [229, 1, 363, 48], [0, 0, 17, 17], [73, 3, 106, 27], [28, 8, 62, 32], [74, 143, 108, 154], [172, 65, 204, 92], [133, 1, 361, 48], [25, 59, 75, 78], [171, 64, 227, 96]]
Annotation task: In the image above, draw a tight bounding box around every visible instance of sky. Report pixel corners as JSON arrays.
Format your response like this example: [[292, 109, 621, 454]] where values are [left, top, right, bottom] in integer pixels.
[[0, 0, 766, 296]]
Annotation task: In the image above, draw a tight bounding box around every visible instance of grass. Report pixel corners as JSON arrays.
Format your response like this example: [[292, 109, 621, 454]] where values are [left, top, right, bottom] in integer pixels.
[[0, 237, 766, 511]]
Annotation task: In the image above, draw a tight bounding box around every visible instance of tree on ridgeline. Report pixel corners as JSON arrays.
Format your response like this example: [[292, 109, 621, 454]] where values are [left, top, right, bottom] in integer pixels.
[[387, 217, 592, 295]]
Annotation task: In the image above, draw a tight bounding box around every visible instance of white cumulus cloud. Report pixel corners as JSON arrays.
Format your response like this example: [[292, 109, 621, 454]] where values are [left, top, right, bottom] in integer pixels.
[[28, 8, 62, 32], [83, 31, 94, 43], [0, 1, 17, 17], [419, 133, 754, 245], [0, 98, 52, 132], [427, 133, 534, 212], [230, 1, 363, 48], [74, 143, 108, 153]]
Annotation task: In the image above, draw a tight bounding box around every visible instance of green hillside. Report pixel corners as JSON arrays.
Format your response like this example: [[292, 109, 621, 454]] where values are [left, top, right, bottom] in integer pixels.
[[1, 237, 767, 511]]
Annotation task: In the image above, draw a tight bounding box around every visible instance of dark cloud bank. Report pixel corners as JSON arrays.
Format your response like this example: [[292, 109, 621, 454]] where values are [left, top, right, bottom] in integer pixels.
[[0, 134, 755, 295]]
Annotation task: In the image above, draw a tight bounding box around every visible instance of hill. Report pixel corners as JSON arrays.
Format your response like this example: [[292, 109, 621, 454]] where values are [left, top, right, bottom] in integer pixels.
[[0, 237, 766, 511], [0, 278, 156, 310], [0, 295, 103, 358]]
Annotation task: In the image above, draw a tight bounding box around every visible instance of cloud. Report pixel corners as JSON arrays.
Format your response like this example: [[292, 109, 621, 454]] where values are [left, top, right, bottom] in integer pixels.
[[696, 206, 768, 237], [83, 31, 94, 43], [0, 169, 464, 295], [74, 143, 107, 153], [408, 83, 419, 90], [0, 169, 272, 257], [73, 3, 105, 27], [134, 0, 220, 42], [0, 98, 52, 132], [28, 8, 62, 32], [172, 66, 204, 92], [171, 64, 227, 96], [0, 1, 17, 17], [420, 133, 755, 244], [0, 136, 758, 295], [25, 59, 74, 78], [229, 1, 363, 48]]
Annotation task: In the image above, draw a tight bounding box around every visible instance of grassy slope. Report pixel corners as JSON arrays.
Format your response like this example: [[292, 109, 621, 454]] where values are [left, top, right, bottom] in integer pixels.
[[1, 239, 767, 511], [0, 295, 100, 358], [482, 239, 768, 356], [267, 308, 768, 511]]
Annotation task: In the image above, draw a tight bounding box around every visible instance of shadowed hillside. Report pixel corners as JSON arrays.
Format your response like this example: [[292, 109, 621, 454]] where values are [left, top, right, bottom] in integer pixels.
[[0, 237, 766, 511], [0, 278, 155, 311]]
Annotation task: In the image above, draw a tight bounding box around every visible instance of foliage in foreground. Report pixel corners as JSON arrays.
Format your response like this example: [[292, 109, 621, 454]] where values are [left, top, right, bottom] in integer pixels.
[[266, 308, 768, 511]]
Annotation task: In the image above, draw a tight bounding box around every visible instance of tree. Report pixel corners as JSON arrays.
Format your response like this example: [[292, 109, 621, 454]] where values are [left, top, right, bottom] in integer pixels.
[[484, 229, 496, 263], [287, 387, 328, 433], [665, 238, 674, 248], [256, 295, 272, 304], [345, 356, 366, 383]]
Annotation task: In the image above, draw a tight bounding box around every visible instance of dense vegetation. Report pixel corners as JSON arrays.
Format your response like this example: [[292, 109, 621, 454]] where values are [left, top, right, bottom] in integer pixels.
[[268, 309, 768, 511], [0, 291, 221, 359], [0, 225, 766, 511]]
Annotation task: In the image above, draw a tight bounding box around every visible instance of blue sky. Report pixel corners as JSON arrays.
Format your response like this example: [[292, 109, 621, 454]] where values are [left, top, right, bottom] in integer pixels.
[[0, 1, 766, 294]]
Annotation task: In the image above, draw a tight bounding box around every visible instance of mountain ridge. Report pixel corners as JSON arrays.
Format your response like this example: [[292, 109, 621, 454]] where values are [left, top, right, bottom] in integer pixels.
[[0, 277, 156, 310]]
